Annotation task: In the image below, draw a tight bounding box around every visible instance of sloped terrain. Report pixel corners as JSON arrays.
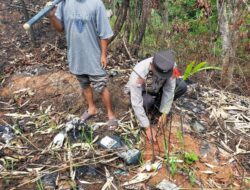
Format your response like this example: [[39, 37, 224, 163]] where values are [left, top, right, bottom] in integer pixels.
[[0, 1, 250, 190]]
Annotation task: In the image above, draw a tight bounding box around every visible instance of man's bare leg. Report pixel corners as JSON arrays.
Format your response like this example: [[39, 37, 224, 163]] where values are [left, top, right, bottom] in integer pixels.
[[102, 87, 115, 119], [82, 86, 98, 115]]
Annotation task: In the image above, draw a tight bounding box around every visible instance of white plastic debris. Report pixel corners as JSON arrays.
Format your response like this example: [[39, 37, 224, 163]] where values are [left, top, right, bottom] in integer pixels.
[[144, 161, 162, 172], [122, 173, 156, 186], [52, 132, 65, 148], [0, 125, 14, 144], [145, 163, 152, 172], [99, 136, 141, 165], [100, 136, 119, 149], [156, 179, 179, 190]]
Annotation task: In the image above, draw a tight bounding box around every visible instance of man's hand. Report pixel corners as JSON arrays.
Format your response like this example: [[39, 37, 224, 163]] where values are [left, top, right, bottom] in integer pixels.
[[46, 2, 56, 18], [101, 54, 107, 69], [146, 126, 157, 143], [48, 7, 57, 18], [100, 39, 108, 69], [158, 114, 167, 128]]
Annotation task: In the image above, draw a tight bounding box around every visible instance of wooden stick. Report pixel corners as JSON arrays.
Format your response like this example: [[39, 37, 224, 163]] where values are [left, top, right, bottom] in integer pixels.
[[167, 113, 173, 180], [149, 125, 156, 162]]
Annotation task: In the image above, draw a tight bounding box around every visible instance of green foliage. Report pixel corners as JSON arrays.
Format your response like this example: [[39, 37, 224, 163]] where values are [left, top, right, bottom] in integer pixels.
[[109, 15, 117, 28], [188, 170, 196, 185], [169, 156, 177, 176], [168, 0, 197, 21], [184, 151, 198, 165], [139, 150, 144, 166], [181, 167, 197, 185], [176, 130, 184, 149], [81, 127, 94, 145], [122, 134, 133, 149], [69, 181, 77, 190], [149, 10, 163, 31], [36, 179, 44, 190], [3, 158, 16, 171], [183, 61, 221, 80], [212, 38, 223, 56]]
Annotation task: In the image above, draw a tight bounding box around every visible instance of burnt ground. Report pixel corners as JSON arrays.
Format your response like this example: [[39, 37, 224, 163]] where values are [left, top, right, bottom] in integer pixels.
[[1, 1, 250, 190]]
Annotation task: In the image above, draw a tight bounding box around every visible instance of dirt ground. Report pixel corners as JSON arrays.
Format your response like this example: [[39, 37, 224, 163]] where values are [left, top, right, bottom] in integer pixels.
[[1, 70, 249, 189], [1, 1, 250, 190]]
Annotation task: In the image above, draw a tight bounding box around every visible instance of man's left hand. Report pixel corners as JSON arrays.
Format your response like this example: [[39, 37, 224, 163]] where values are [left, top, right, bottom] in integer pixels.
[[146, 127, 157, 143], [158, 114, 167, 128], [101, 54, 107, 69]]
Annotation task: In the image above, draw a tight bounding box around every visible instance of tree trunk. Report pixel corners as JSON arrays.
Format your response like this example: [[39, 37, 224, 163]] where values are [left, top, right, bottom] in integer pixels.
[[161, 0, 169, 38], [110, 0, 129, 42], [20, 0, 36, 47], [217, 0, 242, 86], [217, 0, 233, 86], [132, 0, 152, 56]]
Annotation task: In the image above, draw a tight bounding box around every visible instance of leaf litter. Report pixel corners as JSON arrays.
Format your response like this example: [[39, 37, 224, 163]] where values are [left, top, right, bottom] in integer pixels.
[[1, 70, 250, 189], [0, 5, 249, 187]]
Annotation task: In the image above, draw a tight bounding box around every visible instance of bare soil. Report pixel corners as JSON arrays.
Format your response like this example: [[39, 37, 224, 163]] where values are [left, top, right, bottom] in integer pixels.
[[0, 1, 249, 190]]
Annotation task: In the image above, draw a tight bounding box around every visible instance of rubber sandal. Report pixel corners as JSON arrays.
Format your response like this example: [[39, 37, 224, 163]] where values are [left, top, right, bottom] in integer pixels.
[[107, 118, 119, 130], [81, 111, 96, 122]]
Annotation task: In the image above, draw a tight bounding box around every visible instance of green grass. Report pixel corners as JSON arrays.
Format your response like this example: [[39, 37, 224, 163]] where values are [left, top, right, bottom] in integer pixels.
[[176, 130, 184, 149], [81, 127, 94, 145], [169, 156, 177, 176], [36, 179, 44, 190], [122, 134, 133, 149]]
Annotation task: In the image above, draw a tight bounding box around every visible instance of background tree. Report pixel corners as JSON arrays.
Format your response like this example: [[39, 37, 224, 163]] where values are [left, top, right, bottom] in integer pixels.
[[131, 0, 153, 55], [110, 0, 129, 42], [217, 0, 244, 86], [13, 0, 249, 94]]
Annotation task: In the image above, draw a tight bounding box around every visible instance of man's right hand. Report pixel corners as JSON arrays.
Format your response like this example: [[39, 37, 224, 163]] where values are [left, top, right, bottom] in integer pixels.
[[47, 3, 64, 33], [145, 126, 157, 143], [46, 2, 56, 18], [48, 7, 57, 18]]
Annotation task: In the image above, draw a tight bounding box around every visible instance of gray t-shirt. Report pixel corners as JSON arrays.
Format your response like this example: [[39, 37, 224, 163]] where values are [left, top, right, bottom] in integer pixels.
[[55, 0, 114, 75]]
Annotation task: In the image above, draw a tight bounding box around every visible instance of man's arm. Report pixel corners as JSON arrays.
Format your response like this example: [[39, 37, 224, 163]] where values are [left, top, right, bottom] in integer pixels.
[[100, 39, 108, 68], [130, 84, 150, 128], [159, 77, 176, 114], [48, 7, 63, 32], [130, 84, 156, 142]]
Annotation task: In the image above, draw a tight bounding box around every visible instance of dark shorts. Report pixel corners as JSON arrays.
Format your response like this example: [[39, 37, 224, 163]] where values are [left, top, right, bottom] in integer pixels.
[[76, 74, 109, 93]]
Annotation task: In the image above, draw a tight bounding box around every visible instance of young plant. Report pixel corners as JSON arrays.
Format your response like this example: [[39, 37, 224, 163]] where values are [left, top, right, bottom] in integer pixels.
[[188, 170, 196, 185], [69, 180, 77, 190], [176, 130, 184, 150], [81, 126, 94, 145], [183, 61, 221, 81], [4, 158, 17, 171], [169, 156, 177, 176], [122, 134, 133, 149], [36, 179, 44, 190], [181, 167, 197, 186], [139, 150, 145, 166], [184, 151, 198, 165]]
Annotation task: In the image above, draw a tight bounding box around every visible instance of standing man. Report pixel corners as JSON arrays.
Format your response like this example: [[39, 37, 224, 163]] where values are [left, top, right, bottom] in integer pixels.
[[49, 0, 118, 128], [126, 50, 187, 141]]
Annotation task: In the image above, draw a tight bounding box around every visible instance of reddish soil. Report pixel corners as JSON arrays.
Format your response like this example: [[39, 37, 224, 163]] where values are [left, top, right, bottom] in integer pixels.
[[143, 115, 246, 189]]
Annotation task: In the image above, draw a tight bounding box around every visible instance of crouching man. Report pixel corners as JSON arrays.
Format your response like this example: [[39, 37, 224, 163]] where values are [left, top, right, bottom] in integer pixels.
[[126, 50, 187, 142]]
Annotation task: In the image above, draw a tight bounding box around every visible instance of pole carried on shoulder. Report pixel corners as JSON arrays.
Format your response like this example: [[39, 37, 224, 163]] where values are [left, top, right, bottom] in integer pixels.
[[23, 0, 63, 30]]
